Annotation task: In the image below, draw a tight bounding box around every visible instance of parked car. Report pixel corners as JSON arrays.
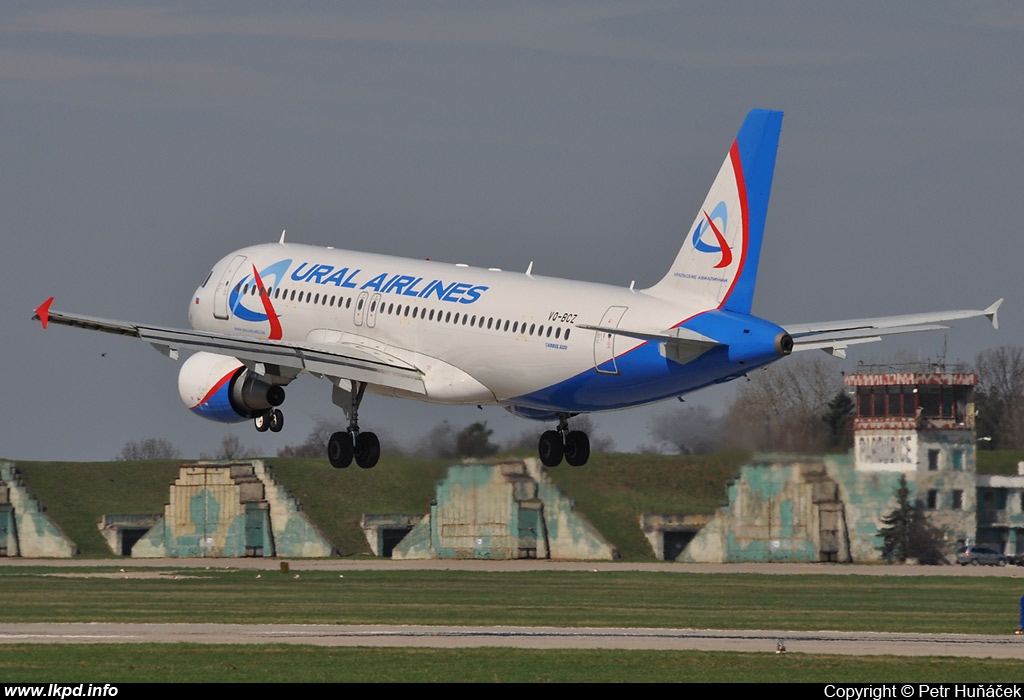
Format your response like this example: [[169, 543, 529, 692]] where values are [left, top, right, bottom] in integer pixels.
[[956, 545, 1007, 566]]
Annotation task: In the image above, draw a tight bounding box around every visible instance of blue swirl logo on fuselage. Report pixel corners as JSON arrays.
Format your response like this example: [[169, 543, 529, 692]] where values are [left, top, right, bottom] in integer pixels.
[[228, 259, 292, 322]]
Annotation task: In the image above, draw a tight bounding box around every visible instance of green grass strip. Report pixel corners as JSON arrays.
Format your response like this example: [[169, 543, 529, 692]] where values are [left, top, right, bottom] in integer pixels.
[[0, 645, 1022, 683], [2, 569, 1022, 635]]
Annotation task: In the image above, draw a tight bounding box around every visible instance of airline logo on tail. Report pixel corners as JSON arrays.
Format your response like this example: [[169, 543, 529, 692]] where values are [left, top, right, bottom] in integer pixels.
[[691, 201, 732, 269]]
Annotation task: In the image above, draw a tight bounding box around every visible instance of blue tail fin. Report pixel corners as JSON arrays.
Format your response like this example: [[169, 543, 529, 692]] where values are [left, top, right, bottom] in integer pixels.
[[645, 109, 783, 315]]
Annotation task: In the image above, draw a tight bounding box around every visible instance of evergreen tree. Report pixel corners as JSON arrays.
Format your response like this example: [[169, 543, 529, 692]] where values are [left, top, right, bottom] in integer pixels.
[[456, 421, 499, 458], [822, 390, 854, 449], [877, 475, 946, 564]]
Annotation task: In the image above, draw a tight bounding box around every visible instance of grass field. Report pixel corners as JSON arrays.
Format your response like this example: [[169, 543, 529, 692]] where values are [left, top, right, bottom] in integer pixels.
[[1, 645, 1021, 683], [2, 566, 1024, 682], [3, 567, 1023, 633]]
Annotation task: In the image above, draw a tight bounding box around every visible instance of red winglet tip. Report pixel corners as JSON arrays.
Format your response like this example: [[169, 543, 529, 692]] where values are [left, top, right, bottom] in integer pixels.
[[35, 297, 54, 329]]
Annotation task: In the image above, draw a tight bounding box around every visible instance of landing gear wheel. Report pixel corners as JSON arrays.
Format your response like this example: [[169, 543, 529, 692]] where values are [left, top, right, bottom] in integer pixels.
[[254, 413, 270, 433], [268, 408, 284, 433], [355, 432, 380, 469], [564, 430, 590, 467], [538, 430, 564, 467], [328, 431, 353, 469]]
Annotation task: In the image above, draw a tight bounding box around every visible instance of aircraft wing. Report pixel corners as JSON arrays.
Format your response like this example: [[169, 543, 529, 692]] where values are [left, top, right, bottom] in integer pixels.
[[32, 298, 426, 394], [783, 299, 1003, 359]]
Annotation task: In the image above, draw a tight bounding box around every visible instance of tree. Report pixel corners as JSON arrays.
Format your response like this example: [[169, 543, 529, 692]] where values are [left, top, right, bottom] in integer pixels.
[[456, 421, 499, 459], [648, 405, 723, 454], [723, 355, 842, 452], [117, 438, 181, 461], [877, 475, 947, 565], [413, 421, 459, 459], [822, 390, 854, 450], [974, 346, 1024, 450], [205, 434, 258, 461], [277, 418, 336, 458]]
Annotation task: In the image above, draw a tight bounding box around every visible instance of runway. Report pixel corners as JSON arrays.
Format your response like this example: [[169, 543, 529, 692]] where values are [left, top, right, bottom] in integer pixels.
[[1, 622, 1022, 658]]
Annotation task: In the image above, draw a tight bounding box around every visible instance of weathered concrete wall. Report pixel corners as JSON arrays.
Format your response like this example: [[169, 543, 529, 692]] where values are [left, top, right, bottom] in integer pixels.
[[680, 450, 976, 564], [361, 514, 422, 557], [913, 431, 976, 547], [393, 459, 615, 560], [252, 461, 334, 558], [0, 461, 76, 558], [828, 455, 903, 562], [98, 513, 161, 556], [680, 458, 849, 563], [525, 459, 616, 561], [132, 460, 333, 558], [640, 513, 709, 560]]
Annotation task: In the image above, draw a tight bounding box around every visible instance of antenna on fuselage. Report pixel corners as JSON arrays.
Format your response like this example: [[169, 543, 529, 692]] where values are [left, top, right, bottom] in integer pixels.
[[525, 261, 534, 278], [279, 229, 287, 244]]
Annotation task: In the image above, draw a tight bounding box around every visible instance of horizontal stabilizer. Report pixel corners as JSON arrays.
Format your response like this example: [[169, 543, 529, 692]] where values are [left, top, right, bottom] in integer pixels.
[[784, 300, 1003, 357], [576, 322, 719, 365]]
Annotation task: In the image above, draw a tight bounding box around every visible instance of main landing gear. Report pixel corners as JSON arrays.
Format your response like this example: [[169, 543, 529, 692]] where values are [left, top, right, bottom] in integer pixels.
[[254, 408, 284, 433], [538, 414, 590, 467], [327, 381, 380, 469]]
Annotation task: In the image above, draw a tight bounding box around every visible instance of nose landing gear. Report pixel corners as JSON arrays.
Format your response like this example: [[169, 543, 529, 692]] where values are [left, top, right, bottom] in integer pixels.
[[253, 408, 284, 433]]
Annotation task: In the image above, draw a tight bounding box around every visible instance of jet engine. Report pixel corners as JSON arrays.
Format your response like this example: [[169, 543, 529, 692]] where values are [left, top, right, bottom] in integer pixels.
[[178, 351, 285, 423]]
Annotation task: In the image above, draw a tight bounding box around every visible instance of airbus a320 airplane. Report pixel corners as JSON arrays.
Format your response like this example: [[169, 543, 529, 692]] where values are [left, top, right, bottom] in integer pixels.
[[33, 110, 1001, 469]]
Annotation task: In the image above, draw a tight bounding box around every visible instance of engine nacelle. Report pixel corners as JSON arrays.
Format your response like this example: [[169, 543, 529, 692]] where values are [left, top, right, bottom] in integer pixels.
[[178, 352, 285, 424]]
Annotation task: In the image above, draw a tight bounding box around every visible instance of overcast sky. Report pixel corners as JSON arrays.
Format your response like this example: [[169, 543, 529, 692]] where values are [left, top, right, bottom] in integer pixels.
[[3, 2, 1021, 461]]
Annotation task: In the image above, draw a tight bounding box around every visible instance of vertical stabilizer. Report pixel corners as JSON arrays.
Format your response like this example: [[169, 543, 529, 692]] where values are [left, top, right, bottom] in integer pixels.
[[645, 109, 783, 315]]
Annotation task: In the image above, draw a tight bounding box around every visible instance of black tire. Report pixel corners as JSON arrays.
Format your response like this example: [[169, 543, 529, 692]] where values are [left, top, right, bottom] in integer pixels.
[[971, 558, 979, 566], [269, 409, 284, 433], [564, 430, 590, 467], [328, 431, 353, 469], [355, 432, 380, 469], [538, 430, 563, 467], [998, 558, 1007, 567], [254, 414, 270, 433]]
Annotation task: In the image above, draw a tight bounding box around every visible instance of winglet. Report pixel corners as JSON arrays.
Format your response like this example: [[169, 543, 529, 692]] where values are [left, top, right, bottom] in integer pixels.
[[33, 297, 54, 329], [985, 298, 1003, 330]]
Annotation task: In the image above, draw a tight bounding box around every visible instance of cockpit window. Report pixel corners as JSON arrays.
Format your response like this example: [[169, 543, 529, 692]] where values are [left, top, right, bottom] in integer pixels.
[[200, 270, 214, 288]]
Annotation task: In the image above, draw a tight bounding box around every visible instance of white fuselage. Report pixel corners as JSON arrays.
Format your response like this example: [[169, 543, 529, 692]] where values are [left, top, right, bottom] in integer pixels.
[[188, 242, 772, 418]]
